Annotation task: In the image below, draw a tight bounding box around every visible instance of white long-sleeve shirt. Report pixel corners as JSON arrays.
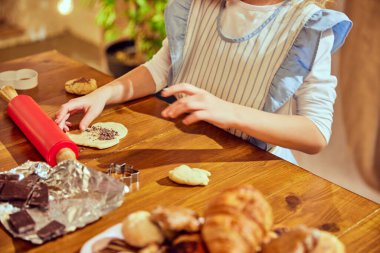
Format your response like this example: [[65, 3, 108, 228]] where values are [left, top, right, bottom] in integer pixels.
[[144, 0, 337, 162]]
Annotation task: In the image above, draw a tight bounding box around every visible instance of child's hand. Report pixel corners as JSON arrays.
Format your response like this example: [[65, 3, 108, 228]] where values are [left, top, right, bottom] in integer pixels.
[[55, 92, 106, 132], [161, 83, 238, 129]]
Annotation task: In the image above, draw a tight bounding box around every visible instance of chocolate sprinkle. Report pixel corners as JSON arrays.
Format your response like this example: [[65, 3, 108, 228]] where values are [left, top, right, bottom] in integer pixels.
[[8, 210, 35, 233], [37, 220, 66, 241], [88, 126, 119, 141]]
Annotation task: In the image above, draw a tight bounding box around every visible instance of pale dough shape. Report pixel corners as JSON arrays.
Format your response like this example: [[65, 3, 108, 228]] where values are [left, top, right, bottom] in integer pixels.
[[121, 211, 164, 248], [169, 164, 211, 186], [65, 77, 97, 95], [66, 122, 128, 149]]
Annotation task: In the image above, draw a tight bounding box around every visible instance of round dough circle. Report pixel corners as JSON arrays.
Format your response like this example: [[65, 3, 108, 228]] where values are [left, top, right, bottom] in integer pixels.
[[66, 122, 128, 149]]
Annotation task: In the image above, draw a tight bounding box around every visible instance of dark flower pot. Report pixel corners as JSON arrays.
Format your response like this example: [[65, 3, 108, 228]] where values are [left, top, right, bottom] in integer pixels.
[[105, 39, 140, 78]]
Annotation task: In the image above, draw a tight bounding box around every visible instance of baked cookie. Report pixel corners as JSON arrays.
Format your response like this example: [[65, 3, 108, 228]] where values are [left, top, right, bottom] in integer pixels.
[[65, 77, 97, 95], [66, 122, 128, 149], [121, 211, 164, 248], [168, 165, 211, 186]]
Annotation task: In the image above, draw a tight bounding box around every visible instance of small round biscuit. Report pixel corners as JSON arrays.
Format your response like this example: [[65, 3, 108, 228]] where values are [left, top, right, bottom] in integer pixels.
[[65, 77, 97, 95], [121, 211, 164, 248]]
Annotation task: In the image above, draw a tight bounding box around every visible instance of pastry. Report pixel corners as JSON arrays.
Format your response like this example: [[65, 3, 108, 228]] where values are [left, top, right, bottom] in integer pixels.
[[261, 225, 345, 253], [66, 122, 128, 149], [168, 165, 211, 186], [170, 233, 207, 253], [65, 77, 97, 95], [121, 211, 164, 248], [202, 185, 273, 253], [151, 206, 201, 238]]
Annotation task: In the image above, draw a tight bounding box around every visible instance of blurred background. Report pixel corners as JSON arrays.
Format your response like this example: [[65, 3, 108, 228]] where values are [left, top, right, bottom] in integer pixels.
[[0, 0, 379, 202]]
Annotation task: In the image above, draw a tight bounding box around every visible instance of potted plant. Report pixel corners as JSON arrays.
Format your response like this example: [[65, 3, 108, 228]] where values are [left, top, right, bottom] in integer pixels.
[[92, 0, 167, 77]]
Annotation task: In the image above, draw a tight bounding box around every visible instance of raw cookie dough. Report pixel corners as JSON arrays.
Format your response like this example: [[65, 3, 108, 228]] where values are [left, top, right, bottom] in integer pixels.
[[65, 77, 97, 95], [66, 122, 128, 149], [168, 165, 211, 186]]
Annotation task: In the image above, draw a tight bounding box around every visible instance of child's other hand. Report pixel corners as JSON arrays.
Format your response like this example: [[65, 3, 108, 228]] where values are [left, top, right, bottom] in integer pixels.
[[161, 83, 238, 129]]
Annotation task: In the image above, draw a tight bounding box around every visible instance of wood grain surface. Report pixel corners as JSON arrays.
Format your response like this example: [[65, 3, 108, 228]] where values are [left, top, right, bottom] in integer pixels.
[[0, 51, 379, 253]]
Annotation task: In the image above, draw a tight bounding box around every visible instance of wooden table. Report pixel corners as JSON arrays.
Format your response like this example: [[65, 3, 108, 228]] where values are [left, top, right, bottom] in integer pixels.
[[0, 51, 379, 253]]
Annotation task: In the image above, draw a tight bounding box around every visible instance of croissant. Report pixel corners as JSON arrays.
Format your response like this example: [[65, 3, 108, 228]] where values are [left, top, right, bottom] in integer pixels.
[[202, 185, 273, 253], [261, 225, 345, 253]]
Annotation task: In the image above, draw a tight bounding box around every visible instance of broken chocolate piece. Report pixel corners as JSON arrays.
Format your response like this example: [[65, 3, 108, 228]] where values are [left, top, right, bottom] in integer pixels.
[[0, 181, 32, 201], [37, 220, 66, 241], [28, 182, 49, 210], [8, 210, 35, 233]]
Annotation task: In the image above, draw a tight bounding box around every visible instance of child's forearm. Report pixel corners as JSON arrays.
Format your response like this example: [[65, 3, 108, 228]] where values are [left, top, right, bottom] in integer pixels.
[[230, 103, 327, 154], [99, 65, 157, 105]]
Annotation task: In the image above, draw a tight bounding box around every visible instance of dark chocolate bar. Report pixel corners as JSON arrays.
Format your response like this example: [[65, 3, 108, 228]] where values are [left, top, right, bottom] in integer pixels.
[[28, 182, 49, 210], [0, 181, 32, 201], [37, 220, 66, 241], [0, 174, 20, 181], [8, 210, 35, 233], [0, 181, 4, 192], [9, 199, 27, 208], [0, 174, 20, 193], [20, 174, 40, 188]]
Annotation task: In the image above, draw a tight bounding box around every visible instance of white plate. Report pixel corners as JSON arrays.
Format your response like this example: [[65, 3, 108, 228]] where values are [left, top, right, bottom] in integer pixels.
[[80, 223, 123, 253]]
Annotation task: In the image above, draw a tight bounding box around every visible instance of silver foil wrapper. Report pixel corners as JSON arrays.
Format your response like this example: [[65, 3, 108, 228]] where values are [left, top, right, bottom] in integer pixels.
[[0, 160, 125, 244]]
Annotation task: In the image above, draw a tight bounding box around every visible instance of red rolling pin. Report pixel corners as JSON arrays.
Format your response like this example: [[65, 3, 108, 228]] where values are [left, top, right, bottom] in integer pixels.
[[0, 85, 78, 166]]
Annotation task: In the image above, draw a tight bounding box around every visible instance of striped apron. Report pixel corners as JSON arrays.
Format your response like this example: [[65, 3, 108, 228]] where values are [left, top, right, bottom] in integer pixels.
[[172, 0, 320, 141]]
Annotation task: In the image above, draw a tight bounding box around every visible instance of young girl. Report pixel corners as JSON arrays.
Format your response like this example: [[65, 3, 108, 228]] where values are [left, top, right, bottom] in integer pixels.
[[56, 0, 352, 163]]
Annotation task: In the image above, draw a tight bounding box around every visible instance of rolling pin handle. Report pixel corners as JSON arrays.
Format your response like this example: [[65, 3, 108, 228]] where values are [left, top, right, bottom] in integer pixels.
[[56, 148, 77, 163]]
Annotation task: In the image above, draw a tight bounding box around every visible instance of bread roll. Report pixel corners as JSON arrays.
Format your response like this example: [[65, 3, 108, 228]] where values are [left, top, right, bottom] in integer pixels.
[[202, 185, 273, 253]]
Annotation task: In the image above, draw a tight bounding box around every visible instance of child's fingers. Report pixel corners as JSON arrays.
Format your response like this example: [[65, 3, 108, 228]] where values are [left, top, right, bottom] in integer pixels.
[[63, 125, 70, 132], [55, 101, 83, 123], [183, 110, 208, 125], [162, 97, 203, 118], [79, 105, 101, 131], [57, 113, 70, 130], [161, 83, 202, 97]]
